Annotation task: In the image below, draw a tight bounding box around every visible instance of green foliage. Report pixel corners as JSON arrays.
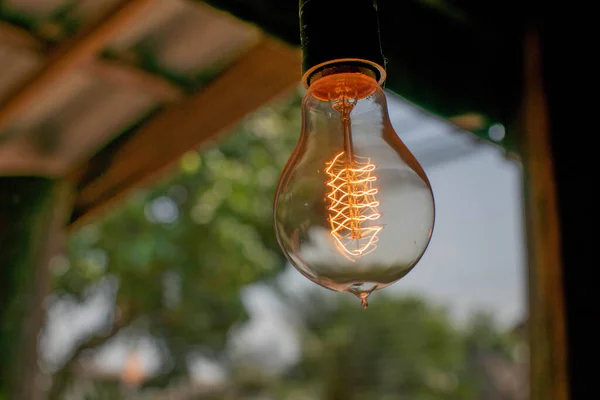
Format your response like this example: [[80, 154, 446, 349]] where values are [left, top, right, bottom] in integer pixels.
[[271, 293, 514, 400], [0, 178, 57, 398], [46, 92, 524, 398], [54, 93, 301, 382]]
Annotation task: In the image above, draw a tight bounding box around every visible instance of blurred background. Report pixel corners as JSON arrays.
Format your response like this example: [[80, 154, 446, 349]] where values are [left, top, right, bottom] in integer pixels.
[[1, 0, 530, 399], [39, 92, 529, 399]]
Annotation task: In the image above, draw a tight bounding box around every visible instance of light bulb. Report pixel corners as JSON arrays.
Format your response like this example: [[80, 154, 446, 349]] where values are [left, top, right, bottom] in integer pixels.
[[274, 71, 434, 308]]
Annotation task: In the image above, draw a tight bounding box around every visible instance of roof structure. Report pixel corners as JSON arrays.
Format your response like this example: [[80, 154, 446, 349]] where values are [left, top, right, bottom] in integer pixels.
[[0, 0, 300, 223], [205, 0, 524, 147], [1, 0, 523, 223]]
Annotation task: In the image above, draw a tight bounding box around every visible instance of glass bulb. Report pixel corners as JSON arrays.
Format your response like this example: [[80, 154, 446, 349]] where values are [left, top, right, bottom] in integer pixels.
[[274, 72, 434, 308]]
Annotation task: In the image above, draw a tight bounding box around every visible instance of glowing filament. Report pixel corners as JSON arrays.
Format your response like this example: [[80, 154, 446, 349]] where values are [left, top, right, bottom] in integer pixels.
[[325, 151, 382, 258]]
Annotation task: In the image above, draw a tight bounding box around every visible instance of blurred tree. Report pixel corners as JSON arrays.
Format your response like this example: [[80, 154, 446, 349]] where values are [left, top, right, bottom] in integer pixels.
[[45, 92, 302, 398], [42, 91, 525, 399], [264, 291, 525, 400]]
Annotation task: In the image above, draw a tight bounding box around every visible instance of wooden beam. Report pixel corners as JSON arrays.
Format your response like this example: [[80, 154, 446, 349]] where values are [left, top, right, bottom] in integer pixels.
[[0, 24, 182, 104], [0, 22, 43, 51], [520, 30, 568, 400], [71, 38, 300, 225], [0, 19, 182, 104], [0, 0, 156, 132], [0, 178, 72, 399], [85, 59, 184, 103]]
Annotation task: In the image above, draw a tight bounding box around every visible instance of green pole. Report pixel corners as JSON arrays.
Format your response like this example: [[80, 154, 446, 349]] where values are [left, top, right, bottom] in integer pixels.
[[0, 178, 71, 400]]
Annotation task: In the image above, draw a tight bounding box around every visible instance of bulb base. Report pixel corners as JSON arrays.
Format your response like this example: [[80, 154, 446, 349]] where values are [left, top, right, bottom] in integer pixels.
[[302, 59, 386, 90], [308, 70, 381, 103], [299, 0, 386, 84]]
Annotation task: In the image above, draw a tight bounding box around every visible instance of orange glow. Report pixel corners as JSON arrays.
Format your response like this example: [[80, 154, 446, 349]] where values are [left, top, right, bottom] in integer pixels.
[[325, 151, 382, 258], [121, 351, 144, 387], [310, 72, 378, 101]]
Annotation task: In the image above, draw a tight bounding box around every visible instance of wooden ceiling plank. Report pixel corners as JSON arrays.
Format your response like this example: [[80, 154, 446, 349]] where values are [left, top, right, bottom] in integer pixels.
[[0, 0, 157, 133], [85, 59, 184, 103], [71, 38, 300, 226], [0, 21, 181, 104], [0, 22, 43, 51]]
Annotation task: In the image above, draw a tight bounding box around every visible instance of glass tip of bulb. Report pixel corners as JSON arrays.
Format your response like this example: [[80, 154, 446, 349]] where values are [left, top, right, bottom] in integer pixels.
[[359, 292, 369, 309], [347, 283, 377, 309]]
